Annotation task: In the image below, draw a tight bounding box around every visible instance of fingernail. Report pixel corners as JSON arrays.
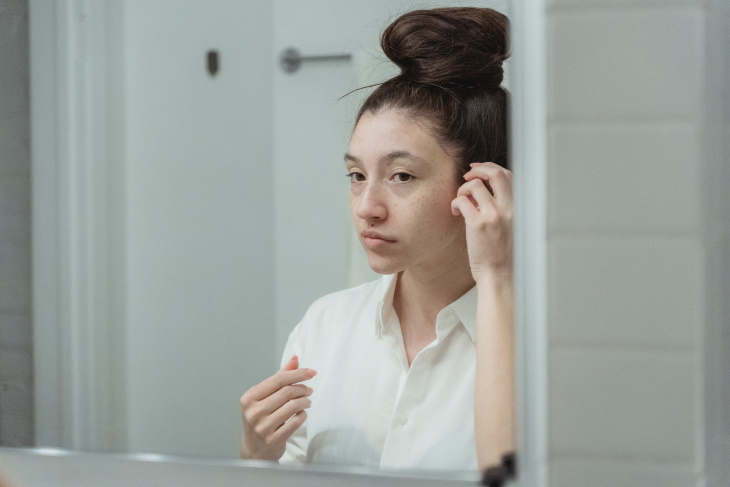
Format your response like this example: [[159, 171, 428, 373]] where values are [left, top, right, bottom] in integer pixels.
[[307, 369, 317, 377], [308, 387, 314, 395]]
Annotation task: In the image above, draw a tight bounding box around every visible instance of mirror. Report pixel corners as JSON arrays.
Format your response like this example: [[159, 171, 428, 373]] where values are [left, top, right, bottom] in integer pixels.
[[5, 0, 729, 485], [1, 0, 512, 482]]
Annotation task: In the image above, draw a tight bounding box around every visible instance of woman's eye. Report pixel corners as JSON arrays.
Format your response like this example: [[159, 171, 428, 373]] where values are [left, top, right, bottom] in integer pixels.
[[347, 172, 366, 183], [393, 173, 413, 183]]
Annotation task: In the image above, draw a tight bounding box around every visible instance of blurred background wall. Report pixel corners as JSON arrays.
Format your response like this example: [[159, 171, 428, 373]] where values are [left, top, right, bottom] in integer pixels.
[[543, 0, 729, 485], [123, 0, 276, 456], [0, 0, 32, 448]]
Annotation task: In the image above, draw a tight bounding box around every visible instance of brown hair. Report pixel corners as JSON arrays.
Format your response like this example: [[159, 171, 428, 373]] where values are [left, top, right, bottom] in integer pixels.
[[356, 7, 510, 175]]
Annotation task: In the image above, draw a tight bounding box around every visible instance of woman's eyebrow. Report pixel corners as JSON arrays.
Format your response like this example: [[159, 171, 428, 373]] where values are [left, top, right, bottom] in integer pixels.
[[343, 151, 426, 165], [384, 150, 426, 165]]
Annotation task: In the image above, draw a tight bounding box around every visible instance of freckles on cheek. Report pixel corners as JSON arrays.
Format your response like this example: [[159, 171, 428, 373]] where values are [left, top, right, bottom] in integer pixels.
[[408, 184, 458, 221], [433, 188, 458, 214]]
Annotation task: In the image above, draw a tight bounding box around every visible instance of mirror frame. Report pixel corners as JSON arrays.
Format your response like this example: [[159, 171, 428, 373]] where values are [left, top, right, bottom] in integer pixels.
[[510, 0, 549, 485]]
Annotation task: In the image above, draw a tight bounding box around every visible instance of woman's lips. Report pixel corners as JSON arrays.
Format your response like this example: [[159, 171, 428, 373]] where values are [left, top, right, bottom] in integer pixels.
[[361, 231, 395, 248]]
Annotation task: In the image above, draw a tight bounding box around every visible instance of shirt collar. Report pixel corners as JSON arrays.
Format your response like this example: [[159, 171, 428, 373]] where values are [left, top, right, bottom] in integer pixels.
[[446, 285, 477, 343], [375, 274, 477, 344], [375, 274, 397, 339]]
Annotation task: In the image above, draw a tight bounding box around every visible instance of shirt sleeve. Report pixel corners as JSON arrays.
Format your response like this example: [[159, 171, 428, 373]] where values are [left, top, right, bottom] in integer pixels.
[[277, 323, 308, 466]]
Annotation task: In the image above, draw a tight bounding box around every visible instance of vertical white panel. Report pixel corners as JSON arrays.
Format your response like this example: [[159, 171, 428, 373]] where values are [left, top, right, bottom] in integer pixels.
[[124, 0, 274, 456], [511, 0, 549, 485], [549, 8, 703, 122], [544, 2, 716, 485], [549, 238, 702, 347], [548, 123, 702, 233], [30, 0, 128, 452]]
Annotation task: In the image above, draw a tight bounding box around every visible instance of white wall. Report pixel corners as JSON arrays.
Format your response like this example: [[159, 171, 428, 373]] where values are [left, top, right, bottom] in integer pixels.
[[542, 0, 729, 485], [30, 0, 276, 457], [122, 0, 274, 456]]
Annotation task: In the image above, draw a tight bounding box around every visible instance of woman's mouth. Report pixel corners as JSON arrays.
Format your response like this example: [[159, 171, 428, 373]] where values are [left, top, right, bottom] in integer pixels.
[[361, 231, 396, 248]]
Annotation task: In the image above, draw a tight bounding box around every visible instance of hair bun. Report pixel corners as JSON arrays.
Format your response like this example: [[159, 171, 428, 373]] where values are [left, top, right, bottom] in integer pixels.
[[381, 8, 509, 89]]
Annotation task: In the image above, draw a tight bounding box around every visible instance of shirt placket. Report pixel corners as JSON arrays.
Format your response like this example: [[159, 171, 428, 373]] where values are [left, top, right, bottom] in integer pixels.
[[379, 308, 460, 468]]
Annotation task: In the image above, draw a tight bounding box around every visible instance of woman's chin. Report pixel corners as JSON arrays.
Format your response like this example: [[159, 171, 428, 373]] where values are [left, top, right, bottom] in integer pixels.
[[366, 256, 403, 276]]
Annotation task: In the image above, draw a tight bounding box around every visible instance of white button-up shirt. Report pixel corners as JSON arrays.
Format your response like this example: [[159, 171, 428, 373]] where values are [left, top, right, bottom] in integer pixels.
[[279, 274, 478, 472]]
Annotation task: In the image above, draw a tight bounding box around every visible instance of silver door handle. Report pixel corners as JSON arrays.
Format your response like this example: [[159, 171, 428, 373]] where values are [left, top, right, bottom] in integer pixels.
[[280, 48, 351, 73]]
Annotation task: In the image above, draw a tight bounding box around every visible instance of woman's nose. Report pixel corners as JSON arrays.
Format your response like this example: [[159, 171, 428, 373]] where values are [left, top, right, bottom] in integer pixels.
[[355, 182, 387, 221]]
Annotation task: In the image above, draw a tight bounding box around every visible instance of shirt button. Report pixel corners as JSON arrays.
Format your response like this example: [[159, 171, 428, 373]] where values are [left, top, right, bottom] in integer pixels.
[[399, 415, 408, 426]]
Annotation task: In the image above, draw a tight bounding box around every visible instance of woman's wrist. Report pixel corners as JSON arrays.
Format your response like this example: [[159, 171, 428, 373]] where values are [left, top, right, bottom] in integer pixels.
[[474, 266, 514, 291]]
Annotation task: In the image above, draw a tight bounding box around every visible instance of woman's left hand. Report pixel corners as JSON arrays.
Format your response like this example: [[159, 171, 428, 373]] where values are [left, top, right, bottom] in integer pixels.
[[451, 162, 513, 283]]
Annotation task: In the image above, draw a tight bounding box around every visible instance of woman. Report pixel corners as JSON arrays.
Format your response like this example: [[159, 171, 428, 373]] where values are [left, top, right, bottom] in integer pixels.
[[240, 7, 514, 475]]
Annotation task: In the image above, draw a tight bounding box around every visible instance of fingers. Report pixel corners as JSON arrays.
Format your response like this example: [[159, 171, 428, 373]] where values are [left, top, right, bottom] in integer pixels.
[[464, 162, 513, 207], [243, 393, 311, 458], [243, 367, 316, 404], [261, 395, 312, 433], [453, 177, 497, 222], [457, 178, 496, 209], [465, 161, 511, 181], [245, 355, 313, 419], [240, 358, 316, 461], [257, 383, 312, 419], [452, 162, 513, 224], [270, 410, 308, 444], [451, 194, 480, 220], [281, 355, 299, 371]]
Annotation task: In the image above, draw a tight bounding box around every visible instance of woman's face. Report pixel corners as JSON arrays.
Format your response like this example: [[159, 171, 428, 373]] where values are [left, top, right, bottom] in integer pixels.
[[345, 109, 467, 276]]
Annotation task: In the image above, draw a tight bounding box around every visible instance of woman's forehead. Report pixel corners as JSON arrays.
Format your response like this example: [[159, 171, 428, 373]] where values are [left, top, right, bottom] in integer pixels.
[[348, 109, 446, 161]]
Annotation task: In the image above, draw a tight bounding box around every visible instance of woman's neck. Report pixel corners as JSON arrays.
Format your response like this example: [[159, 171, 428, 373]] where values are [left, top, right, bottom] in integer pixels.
[[394, 251, 475, 330], [392, 252, 474, 366]]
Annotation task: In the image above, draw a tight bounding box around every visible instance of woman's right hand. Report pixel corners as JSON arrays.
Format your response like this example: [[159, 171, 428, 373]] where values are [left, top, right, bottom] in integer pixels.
[[239, 355, 316, 461]]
